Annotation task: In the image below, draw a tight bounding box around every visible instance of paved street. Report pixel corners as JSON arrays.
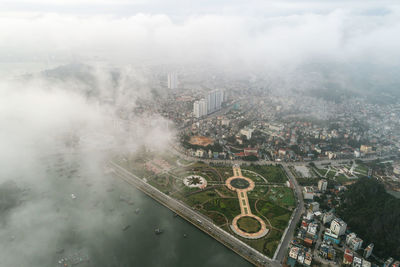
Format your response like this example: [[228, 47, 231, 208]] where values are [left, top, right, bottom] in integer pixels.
[[273, 165, 305, 263], [170, 144, 391, 167]]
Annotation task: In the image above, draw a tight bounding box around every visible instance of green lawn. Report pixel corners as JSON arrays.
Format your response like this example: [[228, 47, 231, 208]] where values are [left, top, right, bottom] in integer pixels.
[[262, 229, 282, 257], [253, 200, 292, 230], [242, 165, 287, 183], [214, 185, 238, 198], [241, 170, 266, 183], [247, 186, 269, 200], [270, 213, 291, 230], [204, 211, 227, 226], [243, 229, 282, 258], [203, 198, 241, 221], [326, 170, 337, 179], [354, 166, 368, 176], [336, 174, 350, 184], [186, 190, 218, 206], [237, 216, 262, 233], [313, 167, 326, 177], [271, 187, 296, 208]]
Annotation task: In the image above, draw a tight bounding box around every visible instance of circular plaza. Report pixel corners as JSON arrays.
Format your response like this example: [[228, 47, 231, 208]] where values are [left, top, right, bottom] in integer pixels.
[[183, 175, 207, 189], [225, 176, 255, 192], [226, 165, 269, 239]]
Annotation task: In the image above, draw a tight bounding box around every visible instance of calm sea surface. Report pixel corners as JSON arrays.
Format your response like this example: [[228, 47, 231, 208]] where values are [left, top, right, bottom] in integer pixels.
[[21, 153, 254, 267]]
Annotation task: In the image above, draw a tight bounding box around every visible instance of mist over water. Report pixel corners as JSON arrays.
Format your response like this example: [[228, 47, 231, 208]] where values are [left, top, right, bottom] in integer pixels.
[[0, 152, 252, 267], [0, 64, 176, 266]]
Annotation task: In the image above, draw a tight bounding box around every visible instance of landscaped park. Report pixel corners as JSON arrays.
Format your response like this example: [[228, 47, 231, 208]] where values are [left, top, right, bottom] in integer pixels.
[[115, 152, 296, 258]]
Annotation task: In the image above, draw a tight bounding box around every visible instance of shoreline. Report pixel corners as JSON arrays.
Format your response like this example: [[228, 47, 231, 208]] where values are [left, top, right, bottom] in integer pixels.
[[109, 161, 277, 267]]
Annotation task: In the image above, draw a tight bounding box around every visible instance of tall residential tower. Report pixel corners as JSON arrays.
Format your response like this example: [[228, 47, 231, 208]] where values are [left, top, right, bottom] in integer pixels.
[[193, 99, 207, 118], [167, 73, 178, 89], [206, 89, 224, 114]]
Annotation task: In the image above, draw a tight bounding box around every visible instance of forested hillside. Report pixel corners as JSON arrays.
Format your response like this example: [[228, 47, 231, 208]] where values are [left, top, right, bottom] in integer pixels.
[[337, 178, 400, 259]]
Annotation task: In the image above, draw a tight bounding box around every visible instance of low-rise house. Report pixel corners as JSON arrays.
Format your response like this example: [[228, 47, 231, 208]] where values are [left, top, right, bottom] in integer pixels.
[[297, 251, 305, 264], [289, 246, 299, 260], [346, 233, 357, 245], [304, 252, 312, 266], [324, 229, 340, 245], [306, 211, 314, 221], [303, 238, 313, 247], [319, 240, 334, 260], [195, 149, 205, 157], [309, 202, 320, 212], [343, 249, 354, 265], [349, 237, 363, 251], [384, 258, 394, 267], [303, 186, 314, 200], [353, 256, 362, 267], [362, 260, 371, 267], [307, 222, 318, 238]]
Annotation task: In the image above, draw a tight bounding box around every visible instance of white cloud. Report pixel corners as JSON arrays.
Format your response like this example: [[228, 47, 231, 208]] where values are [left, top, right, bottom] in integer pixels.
[[0, 4, 399, 71], [0, 67, 173, 266]]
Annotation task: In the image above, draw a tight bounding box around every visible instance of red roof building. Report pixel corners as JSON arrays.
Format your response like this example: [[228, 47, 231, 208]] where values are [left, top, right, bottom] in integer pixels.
[[343, 249, 354, 265]]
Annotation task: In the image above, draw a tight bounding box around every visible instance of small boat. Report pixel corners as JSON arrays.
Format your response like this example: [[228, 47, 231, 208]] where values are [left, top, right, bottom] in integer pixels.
[[183, 234, 188, 238], [123, 225, 131, 231], [71, 194, 77, 199], [135, 208, 140, 214], [155, 228, 163, 235]]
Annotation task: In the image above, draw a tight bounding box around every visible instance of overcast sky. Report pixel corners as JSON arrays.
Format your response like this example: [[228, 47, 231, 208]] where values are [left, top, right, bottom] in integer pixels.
[[1, 0, 398, 16], [0, 0, 399, 70]]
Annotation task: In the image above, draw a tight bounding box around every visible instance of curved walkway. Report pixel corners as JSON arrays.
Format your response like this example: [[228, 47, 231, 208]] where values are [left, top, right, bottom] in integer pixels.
[[241, 169, 269, 183], [226, 165, 269, 239]]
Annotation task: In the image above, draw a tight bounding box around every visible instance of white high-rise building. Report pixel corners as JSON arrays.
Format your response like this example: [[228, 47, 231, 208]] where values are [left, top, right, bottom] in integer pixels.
[[318, 179, 328, 192], [199, 99, 207, 117], [193, 99, 207, 118], [346, 232, 357, 245], [193, 101, 200, 118], [206, 91, 215, 114], [167, 73, 178, 89], [206, 89, 224, 114], [363, 243, 374, 259], [330, 218, 347, 236]]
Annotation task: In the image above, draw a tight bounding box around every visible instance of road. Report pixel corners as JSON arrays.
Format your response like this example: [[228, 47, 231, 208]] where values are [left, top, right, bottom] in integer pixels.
[[170, 144, 392, 167], [109, 161, 280, 267], [273, 165, 305, 263]]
